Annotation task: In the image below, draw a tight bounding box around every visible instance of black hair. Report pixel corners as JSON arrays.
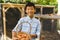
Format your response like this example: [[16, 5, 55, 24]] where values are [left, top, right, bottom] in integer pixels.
[[24, 2, 35, 11]]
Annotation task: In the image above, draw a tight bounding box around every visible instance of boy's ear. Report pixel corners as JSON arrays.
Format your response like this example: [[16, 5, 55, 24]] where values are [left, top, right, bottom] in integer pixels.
[[35, 10, 36, 13]]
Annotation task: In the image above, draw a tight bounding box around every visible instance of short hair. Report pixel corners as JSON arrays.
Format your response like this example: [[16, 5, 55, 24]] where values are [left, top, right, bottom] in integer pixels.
[[24, 2, 36, 11]]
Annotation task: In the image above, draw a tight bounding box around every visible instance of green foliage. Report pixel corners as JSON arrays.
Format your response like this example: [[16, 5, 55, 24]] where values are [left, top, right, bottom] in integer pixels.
[[0, 0, 4, 3], [36, 0, 57, 5], [36, 0, 58, 13], [1, 0, 58, 5], [26, 0, 31, 2]]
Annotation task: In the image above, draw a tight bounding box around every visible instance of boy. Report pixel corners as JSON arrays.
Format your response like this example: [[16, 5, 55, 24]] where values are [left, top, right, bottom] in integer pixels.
[[12, 2, 41, 40]]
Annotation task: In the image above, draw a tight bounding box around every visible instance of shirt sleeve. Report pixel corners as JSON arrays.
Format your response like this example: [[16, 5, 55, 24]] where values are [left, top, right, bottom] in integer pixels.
[[12, 18, 23, 32], [36, 20, 41, 40]]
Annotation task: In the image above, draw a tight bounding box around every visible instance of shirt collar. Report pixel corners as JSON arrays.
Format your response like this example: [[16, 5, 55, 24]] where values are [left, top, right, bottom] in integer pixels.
[[27, 16, 34, 20]]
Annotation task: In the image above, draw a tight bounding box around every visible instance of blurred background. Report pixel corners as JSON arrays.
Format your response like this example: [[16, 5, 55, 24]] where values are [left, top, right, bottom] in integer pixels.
[[0, 0, 58, 12], [0, 0, 59, 40]]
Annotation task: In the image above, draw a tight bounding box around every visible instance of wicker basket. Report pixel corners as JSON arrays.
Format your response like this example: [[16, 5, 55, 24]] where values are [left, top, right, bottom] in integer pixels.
[[12, 21, 32, 40]]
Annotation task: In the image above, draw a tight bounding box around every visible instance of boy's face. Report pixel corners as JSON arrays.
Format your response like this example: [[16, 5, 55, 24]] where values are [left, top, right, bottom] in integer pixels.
[[26, 6, 35, 17]]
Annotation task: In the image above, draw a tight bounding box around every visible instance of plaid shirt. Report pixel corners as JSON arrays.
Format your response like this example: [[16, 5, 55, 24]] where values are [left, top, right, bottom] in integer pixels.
[[12, 16, 41, 40]]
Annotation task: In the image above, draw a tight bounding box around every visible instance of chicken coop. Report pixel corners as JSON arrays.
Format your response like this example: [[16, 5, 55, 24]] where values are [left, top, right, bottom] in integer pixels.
[[0, 3, 60, 40]]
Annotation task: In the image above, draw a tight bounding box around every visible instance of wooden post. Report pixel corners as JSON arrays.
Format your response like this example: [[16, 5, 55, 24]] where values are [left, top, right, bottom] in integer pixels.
[[3, 7, 6, 40]]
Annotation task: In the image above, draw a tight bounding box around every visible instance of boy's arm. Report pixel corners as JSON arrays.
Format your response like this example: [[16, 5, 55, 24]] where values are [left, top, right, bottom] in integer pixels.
[[36, 21, 41, 40], [12, 18, 23, 40]]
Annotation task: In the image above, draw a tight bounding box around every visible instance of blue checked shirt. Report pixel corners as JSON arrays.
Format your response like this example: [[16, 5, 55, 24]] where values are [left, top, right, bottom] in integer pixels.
[[12, 16, 41, 40]]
